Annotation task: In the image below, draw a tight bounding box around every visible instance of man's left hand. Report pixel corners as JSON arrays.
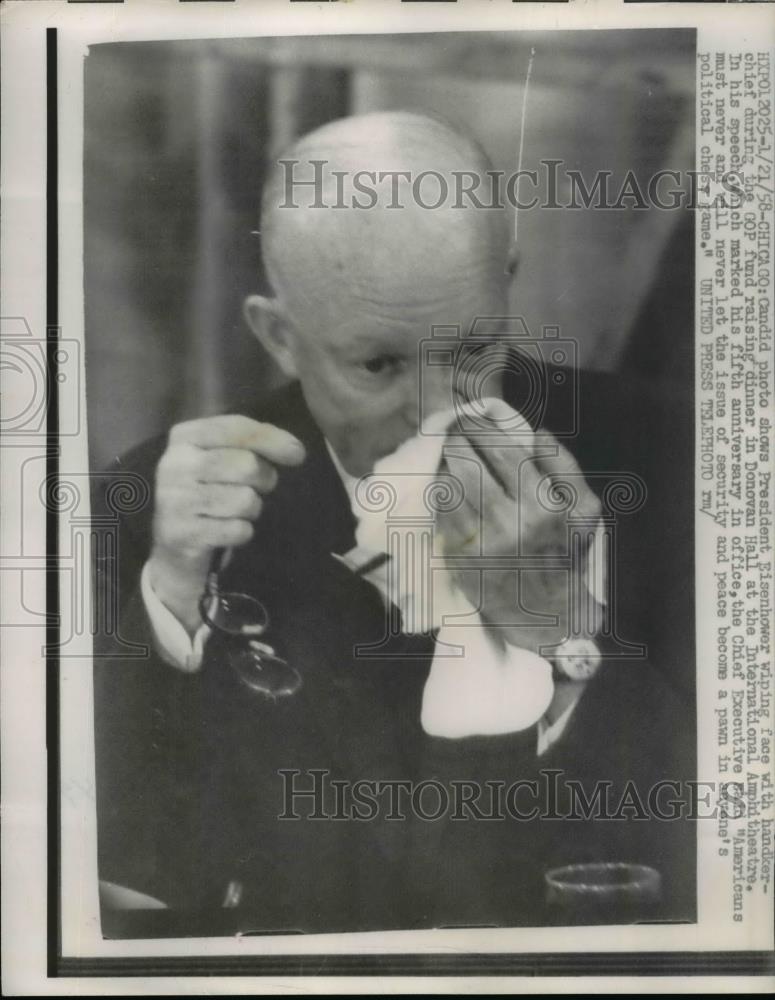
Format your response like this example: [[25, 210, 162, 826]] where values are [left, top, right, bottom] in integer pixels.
[[438, 429, 602, 657]]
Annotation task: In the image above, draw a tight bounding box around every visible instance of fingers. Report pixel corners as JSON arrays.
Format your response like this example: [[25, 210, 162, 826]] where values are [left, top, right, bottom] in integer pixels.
[[441, 432, 599, 559], [480, 438, 534, 498], [439, 430, 602, 648], [159, 442, 282, 491], [447, 429, 597, 525], [169, 415, 306, 467], [194, 516, 255, 549], [446, 434, 593, 522], [197, 448, 280, 492], [156, 479, 264, 526], [439, 496, 482, 557], [195, 482, 264, 520], [444, 438, 533, 508], [442, 448, 484, 500], [154, 505, 256, 554], [153, 416, 304, 565], [532, 435, 602, 522], [149, 416, 303, 625]]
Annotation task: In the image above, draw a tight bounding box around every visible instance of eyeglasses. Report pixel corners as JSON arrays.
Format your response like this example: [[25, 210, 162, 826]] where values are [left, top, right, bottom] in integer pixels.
[[198, 550, 302, 699]]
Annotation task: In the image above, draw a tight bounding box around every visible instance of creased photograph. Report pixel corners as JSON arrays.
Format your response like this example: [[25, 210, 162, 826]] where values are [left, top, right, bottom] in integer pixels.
[[1, 0, 773, 993]]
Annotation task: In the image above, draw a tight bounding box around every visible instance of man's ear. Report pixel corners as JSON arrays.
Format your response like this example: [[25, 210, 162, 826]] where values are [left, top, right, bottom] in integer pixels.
[[243, 295, 299, 379]]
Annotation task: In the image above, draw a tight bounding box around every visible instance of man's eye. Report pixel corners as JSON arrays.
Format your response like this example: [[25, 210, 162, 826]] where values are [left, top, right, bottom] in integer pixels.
[[362, 355, 402, 375]]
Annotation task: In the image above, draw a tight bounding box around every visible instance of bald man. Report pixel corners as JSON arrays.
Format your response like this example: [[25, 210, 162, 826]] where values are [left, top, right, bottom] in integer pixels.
[[93, 112, 695, 935], [149, 113, 517, 633]]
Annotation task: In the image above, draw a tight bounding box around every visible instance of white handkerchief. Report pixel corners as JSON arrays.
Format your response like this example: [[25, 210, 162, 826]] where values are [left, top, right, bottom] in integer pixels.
[[420, 620, 555, 738], [354, 397, 531, 632], [353, 398, 554, 737]]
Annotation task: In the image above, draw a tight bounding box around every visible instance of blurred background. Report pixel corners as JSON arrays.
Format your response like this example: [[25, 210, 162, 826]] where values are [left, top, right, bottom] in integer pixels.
[[84, 30, 695, 468]]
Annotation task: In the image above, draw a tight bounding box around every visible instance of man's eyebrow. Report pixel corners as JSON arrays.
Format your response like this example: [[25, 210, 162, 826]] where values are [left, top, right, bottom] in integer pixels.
[[338, 331, 414, 359]]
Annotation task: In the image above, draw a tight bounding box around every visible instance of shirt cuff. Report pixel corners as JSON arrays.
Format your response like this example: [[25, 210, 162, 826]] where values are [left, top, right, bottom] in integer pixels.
[[140, 562, 210, 672]]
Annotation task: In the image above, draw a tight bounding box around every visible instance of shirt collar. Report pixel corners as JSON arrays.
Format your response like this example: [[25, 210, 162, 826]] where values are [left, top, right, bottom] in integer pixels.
[[324, 439, 359, 514]]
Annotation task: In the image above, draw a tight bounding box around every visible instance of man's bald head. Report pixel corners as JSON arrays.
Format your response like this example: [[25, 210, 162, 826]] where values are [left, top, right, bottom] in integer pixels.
[[260, 111, 510, 328]]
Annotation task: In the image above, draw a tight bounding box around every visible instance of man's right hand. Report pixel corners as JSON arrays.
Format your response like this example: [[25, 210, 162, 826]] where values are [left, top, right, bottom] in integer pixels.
[[147, 415, 306, 634]]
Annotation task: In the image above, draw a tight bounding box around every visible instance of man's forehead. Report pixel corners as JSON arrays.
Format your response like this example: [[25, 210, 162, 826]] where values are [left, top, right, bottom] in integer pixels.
[[261, 117, 511, 317], [321, 316, 433, 356]]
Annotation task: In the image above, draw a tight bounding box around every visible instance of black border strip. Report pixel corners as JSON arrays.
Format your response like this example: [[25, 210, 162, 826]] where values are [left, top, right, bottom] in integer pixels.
[[46, 24, 61, 978], [58, 951, 775, 978], [49, 25, 774, 981]]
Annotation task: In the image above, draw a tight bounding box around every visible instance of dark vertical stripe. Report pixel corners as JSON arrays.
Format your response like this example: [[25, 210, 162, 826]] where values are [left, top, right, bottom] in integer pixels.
[[46, 25, 60, 975]]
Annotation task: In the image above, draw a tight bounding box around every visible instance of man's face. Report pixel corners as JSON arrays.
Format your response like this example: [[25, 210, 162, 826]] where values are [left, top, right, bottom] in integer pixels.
[[285, 286, 504, 478]]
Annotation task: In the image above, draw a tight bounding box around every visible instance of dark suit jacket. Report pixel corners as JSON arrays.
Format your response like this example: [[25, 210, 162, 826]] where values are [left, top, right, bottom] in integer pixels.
[[93, 366, 696, 936]]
